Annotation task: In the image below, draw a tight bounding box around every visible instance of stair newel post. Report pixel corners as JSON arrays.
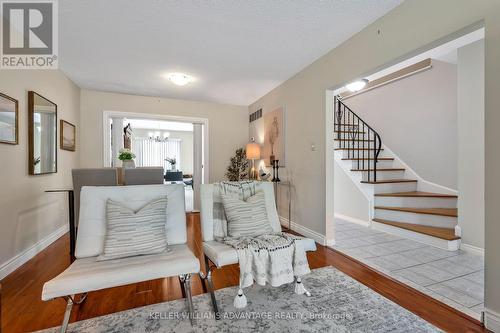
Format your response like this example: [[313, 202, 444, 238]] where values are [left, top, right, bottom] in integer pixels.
[[350, 110, 354, 160], [373, 134, 382, 181], [336, 97, 341, 142], [356, 116, 360, 170], [343, 106, 346, 150], [362, 122, 365, 175], [347, 107, 350, 158], [367, 128, 371, 182]]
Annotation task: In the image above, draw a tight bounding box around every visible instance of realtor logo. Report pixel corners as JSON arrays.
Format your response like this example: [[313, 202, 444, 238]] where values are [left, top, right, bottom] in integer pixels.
[[1, 0, 58, 69]]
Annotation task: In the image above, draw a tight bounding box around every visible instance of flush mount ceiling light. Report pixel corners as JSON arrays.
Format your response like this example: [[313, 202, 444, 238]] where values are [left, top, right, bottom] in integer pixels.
[[166, 72, 195, 86], [346, 79, 369, 92]]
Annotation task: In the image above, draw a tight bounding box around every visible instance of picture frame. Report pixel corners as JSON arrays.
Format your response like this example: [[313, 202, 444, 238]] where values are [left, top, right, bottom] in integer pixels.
[[0, 92, 19, 145], [263, 106, 286, 167], [60, 120, 76, 151]]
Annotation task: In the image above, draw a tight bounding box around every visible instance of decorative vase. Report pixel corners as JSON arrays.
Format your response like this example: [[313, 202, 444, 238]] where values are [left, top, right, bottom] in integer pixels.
[[121, 159, 135, 180], [122, 159, 135, 169]]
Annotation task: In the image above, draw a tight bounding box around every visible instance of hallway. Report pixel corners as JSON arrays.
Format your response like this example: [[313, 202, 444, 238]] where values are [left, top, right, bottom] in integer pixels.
[[331, 219, 484, 320]]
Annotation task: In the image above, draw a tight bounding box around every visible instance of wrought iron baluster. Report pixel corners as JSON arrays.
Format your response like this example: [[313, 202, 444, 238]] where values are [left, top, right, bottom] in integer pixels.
[[334, 99, 382, 183]]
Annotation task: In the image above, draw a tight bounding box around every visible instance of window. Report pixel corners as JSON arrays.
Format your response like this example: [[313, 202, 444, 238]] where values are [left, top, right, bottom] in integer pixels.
[[132, 138, 182, 171]]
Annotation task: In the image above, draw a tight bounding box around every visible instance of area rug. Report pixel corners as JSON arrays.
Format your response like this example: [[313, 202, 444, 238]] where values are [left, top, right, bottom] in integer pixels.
[[40, 266, 439, 333]]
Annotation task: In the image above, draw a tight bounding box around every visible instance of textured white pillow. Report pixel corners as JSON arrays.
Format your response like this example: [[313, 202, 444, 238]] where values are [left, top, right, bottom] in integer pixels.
[[97, 197, 168, 261], [222, 191, 273, 238]]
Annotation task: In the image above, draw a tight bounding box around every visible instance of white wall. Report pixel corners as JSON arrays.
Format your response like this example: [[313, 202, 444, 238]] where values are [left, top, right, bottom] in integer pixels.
[[333, 160, 370, 224], [457, 40, 485, 250], [247, 0, 500, 324], [0, 70, 80, 278], [344, 60, 458, 190], [80, 89, 248, 182], [132, 128, 194, 174]]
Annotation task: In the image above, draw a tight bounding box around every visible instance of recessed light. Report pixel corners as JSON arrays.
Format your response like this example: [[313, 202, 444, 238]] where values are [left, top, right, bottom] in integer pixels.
[[346, 79, 369, 92], [166, 72, 195, 86]]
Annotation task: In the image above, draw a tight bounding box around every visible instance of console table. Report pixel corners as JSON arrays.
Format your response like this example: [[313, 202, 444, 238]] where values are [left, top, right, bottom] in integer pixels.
[[274, 180, 292, 231], [45, 189, 75, 258]]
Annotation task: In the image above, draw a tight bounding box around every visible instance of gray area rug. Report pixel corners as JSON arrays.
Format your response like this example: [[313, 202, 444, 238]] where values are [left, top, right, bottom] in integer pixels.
[[41, 266, 439, 333]]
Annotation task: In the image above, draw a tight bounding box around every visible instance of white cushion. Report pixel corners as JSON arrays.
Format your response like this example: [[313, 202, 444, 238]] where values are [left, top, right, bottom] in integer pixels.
[[76, 184, 186, 258], [42, 244, 199, 300], [200, 182, 281, 242], [203, 233, 317, 267], [98, 198, 169, 261], [222, 192, 274, 237]]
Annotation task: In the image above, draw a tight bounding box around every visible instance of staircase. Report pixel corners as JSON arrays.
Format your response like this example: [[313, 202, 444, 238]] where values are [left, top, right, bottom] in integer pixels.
[[334, 99, 460, 251]]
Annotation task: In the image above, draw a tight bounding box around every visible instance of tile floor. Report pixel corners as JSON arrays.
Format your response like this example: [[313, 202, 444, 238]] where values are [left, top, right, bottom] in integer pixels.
[[331, 220, 484, 320]]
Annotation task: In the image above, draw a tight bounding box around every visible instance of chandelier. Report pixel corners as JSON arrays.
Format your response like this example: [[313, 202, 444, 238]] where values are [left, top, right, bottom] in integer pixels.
[[148, 131, 170, 142]]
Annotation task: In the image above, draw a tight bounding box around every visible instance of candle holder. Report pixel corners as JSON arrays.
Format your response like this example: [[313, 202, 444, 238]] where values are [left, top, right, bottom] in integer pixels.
[[272, 160, 280, 182]]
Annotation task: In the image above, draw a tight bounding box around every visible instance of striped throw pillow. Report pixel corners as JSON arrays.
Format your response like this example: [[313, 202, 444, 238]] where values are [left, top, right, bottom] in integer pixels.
[[222, 191, 273, 238], [97, 197, 168, 261]]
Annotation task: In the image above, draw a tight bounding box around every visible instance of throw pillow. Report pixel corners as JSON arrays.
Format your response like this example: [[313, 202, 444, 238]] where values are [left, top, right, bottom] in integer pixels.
[[97, 197, 168, 261], [222, 191, 273, 238]]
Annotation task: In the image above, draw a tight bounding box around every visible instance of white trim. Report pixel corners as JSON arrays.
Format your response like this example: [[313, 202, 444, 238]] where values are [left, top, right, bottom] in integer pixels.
[[279, 216, 326, 246], [0, 224, 69, 280], [325, 90, 335, 241], [460, 243, 485, 256], [485, 308, 500, 332], [326, 238, 336, 247], [341, 61, 433, 100], [102, 110, 210, 184], [334, 213, 370, 227]]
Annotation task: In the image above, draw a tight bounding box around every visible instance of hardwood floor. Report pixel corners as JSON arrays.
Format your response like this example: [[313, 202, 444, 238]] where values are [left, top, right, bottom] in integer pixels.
[[1, 212, 486, 333]]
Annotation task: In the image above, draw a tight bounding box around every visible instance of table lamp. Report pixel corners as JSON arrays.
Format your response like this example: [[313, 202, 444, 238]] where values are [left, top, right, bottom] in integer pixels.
[[246, 140, 261, 180]]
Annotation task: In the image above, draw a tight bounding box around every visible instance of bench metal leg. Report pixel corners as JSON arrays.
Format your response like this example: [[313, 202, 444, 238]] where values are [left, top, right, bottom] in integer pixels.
[[59, 293, 87, 333], [60, 296, 74, 333], [179, 274, 195, 325], [198, 254, 219, 318]]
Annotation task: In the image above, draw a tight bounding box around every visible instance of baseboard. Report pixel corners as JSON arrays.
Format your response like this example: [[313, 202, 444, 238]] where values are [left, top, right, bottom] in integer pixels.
[[279, 216, 326, 246], [0, 224, 68, 280], [460, 243, 485, 256], [334, 213, 370, 227], [326, 238, 336, 246], [485, 308, 500, 332]]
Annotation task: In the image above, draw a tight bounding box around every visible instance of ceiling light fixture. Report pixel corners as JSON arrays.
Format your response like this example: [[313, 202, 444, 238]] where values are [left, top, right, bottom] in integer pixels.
[[166, 72, 195, 86], [346, 79, 369, 92]]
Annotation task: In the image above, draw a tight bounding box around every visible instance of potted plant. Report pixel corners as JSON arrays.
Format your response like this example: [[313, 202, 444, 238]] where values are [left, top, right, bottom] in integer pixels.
[[165, 157, 177, 171], [118, 148, 136, 169]]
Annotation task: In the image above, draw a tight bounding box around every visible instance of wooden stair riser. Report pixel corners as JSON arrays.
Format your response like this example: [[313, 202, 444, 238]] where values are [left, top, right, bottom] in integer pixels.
[[374, 196, 458, 209], [364, 182, 418, 194], [374, 209, 457, 228], [371, 221, 460, 251], [359, 170, 406, 181]]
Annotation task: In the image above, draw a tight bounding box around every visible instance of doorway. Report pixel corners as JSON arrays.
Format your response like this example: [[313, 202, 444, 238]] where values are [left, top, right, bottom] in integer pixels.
[[328, 27, 485, 321], [102, 111, 209, 210]]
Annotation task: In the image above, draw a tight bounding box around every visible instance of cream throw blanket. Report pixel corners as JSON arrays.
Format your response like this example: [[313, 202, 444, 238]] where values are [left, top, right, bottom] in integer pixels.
[[224, 233, 311, 288], [213, 181, 310, 290]]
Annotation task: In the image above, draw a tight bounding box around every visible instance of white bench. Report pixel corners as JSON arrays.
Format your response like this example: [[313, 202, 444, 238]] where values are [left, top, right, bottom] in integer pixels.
[[42, 184, 200, 332], [198, 182, 317, 314]]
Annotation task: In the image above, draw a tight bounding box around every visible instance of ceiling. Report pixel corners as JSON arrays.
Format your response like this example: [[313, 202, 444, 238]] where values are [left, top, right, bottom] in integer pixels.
[[59, 0, 404, 106]]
